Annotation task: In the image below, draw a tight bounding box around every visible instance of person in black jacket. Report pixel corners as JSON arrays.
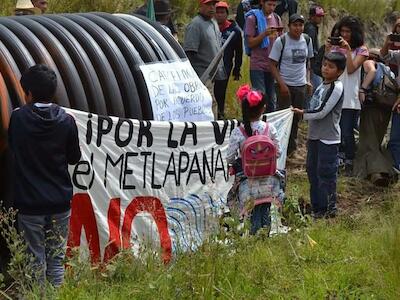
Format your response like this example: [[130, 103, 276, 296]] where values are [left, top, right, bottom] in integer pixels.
[[214, 1, 243, 118], [8, 65, 81, 287]]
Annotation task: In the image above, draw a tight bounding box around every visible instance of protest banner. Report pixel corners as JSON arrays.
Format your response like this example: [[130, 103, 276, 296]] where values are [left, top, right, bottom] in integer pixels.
[[139, 60, 214, 122], [66, 108, 293, 263]]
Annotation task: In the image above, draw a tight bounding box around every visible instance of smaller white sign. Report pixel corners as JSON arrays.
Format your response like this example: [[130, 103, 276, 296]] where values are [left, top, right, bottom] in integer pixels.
[[139, 60, 214, 122]]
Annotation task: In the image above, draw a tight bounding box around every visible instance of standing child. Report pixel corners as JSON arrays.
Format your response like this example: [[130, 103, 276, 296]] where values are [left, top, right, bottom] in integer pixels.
[[292, 52, 346, 218], [8, 65, 81, 287], [227, 85, 281, 234]]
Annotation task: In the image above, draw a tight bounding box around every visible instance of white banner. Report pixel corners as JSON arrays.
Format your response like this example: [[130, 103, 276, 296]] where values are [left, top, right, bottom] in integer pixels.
[[66, 108, 293, 263], [139, 60, 214, 122]]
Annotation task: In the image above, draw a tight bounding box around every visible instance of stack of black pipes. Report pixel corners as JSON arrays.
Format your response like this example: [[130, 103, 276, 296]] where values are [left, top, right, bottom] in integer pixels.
[[0, 12, 187, 210]]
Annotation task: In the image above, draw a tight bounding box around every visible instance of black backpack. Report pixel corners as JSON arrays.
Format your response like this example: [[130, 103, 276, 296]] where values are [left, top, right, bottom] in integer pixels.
[[312, 45, 325, 77]]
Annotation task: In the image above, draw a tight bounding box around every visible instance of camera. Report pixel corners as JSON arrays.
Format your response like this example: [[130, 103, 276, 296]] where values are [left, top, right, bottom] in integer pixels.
[[329, 36, 341, 46]]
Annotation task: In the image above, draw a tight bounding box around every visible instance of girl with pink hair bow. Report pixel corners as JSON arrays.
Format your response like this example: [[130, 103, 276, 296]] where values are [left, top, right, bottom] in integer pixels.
[[226, 84, 282, 235]]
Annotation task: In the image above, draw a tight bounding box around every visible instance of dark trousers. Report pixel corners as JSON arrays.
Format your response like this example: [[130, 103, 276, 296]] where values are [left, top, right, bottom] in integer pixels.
[[214, 78, 229, 119], [277, 85, 306, 154], [250, 203, 271, 235], [339, 109, 359, 161], [306, 140, 339, 214]]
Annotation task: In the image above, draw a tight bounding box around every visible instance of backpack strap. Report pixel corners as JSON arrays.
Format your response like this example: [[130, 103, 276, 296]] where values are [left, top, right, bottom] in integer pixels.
[[239, 125, 248, 138], [278, 34, 286, 68], [303, 33, 311, 46]]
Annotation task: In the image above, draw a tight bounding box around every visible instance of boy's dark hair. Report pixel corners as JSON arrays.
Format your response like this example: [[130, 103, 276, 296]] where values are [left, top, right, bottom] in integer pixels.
[[242, 93, 267, 137], [20, 64, 57, 102], [336, 16, 365, 49], [324, 52, 347, 71]]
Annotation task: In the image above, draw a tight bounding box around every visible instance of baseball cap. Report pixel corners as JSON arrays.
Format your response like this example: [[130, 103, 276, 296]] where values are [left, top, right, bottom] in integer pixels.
[[199, 0, 219, 4], [309, 6, 325, 17], [289, 14, 305, 24], [215, 1, 229, 9]]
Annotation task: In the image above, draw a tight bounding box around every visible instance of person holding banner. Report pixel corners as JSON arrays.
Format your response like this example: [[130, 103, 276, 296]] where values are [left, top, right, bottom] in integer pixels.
[[8, 65, 81, 287], [183, 0, 226, 119], [227, 85, 281, 235], [292, 52, 346, 219]]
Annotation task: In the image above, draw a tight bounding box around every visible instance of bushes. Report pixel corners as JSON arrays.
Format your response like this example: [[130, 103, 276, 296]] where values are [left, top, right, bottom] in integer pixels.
[[1, 0, 398, 24]]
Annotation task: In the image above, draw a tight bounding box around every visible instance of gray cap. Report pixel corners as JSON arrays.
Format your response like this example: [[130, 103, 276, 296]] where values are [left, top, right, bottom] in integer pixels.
[[289, 14, 305, 24]]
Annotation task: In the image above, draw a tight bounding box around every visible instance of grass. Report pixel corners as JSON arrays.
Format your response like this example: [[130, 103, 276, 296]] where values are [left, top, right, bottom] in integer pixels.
[[21, 173, 398, 300]]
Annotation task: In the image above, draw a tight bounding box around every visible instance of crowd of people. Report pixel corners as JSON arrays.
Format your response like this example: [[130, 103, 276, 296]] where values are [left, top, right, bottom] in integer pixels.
[[3, 0, 400, 290], [182, 0, 400, 233]]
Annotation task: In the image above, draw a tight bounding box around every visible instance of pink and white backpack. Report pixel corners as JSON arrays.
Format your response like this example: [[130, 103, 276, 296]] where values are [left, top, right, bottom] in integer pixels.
[[239, 124, 277, 178]]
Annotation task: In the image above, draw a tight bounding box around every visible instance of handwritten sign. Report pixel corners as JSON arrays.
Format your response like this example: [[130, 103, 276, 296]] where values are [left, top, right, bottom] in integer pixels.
[[139, 60, 214, 121]]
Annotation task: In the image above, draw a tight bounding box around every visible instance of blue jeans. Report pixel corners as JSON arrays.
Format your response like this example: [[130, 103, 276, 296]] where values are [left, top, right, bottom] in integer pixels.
[[389, 111, 400, 168], [250, 70, 276, 112], [306, 140, 339, 214], [250, 203, 271, 235], [340, 109, 359, 161], [18, 210, 71, 287]]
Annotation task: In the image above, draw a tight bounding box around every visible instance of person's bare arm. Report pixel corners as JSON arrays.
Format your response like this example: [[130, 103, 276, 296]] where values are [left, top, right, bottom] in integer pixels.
[[381, 35, 392, 57], [340, 38, 367, 74], [247, 28, 277, 48], [359, 60, 376, 103], [270, 59, 289, 96]]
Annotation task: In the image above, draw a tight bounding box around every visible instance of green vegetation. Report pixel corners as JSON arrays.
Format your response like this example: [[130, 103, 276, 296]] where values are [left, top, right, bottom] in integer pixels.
[[4, 172, 397, 299], [1, 0, 400, 22]]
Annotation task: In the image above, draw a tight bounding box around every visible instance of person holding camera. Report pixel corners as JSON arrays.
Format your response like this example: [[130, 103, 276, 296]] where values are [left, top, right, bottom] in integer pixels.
[[245, 0, 283, 113], [353, 49, 395, 186], [325, 16, 369, 176], [381, 35, 400, 175]]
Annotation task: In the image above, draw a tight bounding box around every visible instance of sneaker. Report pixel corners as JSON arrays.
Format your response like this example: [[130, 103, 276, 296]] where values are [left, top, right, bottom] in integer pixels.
[[311, 211, 326, 220]]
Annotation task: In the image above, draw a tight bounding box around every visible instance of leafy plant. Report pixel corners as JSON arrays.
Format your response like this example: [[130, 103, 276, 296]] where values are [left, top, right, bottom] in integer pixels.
[[0, 206, 39, 298]]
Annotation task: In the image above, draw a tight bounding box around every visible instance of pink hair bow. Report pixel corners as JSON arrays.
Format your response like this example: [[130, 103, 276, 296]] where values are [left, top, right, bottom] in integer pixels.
[[236, 84, 263, 107]]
